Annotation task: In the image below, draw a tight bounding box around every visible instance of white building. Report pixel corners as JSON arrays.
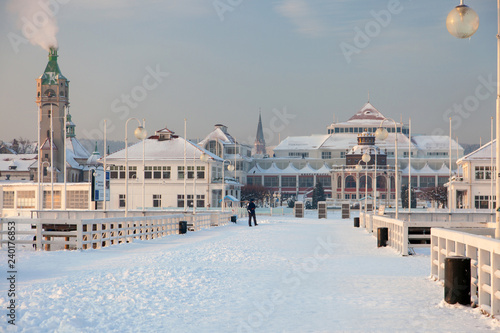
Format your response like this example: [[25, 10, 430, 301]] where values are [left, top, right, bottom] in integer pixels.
[[105, 127, 242, 210], [447, 140, 495, 210], [198, 124, 253, 185], [249, 102, 463, 202]]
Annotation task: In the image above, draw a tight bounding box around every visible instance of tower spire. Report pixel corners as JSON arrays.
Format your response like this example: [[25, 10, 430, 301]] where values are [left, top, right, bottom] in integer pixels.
[[254, 110, 266, 156]]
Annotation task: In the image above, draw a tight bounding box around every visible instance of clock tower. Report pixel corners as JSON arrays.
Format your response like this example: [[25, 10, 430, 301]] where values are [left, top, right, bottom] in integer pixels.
[[36, 48, 69, 182]]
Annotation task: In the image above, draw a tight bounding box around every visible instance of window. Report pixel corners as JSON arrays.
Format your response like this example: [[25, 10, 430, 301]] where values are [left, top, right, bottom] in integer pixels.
[[403, 152, 413, 157], [345, 176, 356, 189], [247, 177, 261, 186], [281, 176, 296, 187], [420, 176, 435, 188], [8, 165, 17, 170], [43, 191, 61, 209], [187, 194, 194, 207], [177, 194, 184, 208], [475, 166, 494, 180], [359, 176, 372, 189], [178, 166, 185, 179], [288, 152, 309, 158], [427, 152, 448, 157], [67, 190, 89, 209], [340, 152, 345, 158], [321, 152, 332, 160], [438, 177, 449, 186], [3, 191, 14, 209], [475, 195, 495, 209], [299, 176, 313, 188], [317, 177, 331, 188], [205, 140, 222, 157], [144, 166, 152, 179], [144, 166, 170, 179], [119, 194, 126, 208], [264, 176, 279, 187], [226, 146, 239, 155], [337, 176, 342, 189], [196, 195, 205, 208], [197, 166, 205, 179], [128, 166, 137, 179], [17, 191, 35, 209], [163, 166, 171, 179], [110, 165, 125, 179], [377, 176, 386, 189], [153, 194, 161, 208], [187, 166, 195, 179]]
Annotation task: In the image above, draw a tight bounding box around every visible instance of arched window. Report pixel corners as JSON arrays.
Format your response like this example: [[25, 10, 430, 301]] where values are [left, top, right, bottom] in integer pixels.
[[205, 140, 222, 157], [44, 89, 56, 97], [377, 176, 386, 189], [390, 176, 395, 189], [345, 176, 356, 189], [360, 176, 372, 188], [337, 175, 342, 189]]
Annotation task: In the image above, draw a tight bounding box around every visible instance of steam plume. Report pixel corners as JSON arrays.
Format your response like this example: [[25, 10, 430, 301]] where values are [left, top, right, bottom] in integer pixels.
[[8, 0, 59, 51]]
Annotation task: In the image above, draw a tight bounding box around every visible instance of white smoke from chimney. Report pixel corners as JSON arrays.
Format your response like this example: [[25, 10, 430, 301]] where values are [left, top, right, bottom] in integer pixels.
[[7, 0, 60, 51]]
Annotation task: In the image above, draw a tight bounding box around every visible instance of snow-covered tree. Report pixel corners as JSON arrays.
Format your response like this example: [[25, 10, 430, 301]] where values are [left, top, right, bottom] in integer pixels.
[[312, 182, 326, 209]]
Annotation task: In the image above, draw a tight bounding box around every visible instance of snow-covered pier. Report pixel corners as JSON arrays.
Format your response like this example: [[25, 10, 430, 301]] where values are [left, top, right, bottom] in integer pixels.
[[1, 211, 499, 331]]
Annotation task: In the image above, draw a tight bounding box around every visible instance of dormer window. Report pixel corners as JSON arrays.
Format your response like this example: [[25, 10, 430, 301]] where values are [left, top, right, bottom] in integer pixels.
[[9, 165, 17, 170], [158, 133, 172, 141]]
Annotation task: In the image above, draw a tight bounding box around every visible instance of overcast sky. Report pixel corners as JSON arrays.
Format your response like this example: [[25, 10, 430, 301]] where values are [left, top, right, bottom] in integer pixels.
[[0, 0, 497, 147]]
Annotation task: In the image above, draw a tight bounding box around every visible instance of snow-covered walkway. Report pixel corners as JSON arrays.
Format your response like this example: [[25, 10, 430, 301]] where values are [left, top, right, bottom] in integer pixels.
[[1, 211, 500, 332]]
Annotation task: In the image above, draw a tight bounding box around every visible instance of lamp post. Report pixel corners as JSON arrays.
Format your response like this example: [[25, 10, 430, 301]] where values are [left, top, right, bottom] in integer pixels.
[[446, 0, 500, 238], [376, 120, 399, 219], [356, 153, 371, 215], [40, 161, 50, 210], [221, 159, 234, 212], [124, 118, 147, 217]]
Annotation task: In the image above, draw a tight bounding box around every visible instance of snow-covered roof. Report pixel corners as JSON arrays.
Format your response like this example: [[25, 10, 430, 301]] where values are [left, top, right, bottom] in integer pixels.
[[0, 154, 37, 172], [247, 162, 330, 175], [412, 135, 462, 151], [316, 163, 332, 174], [274, 135, 330, 151], [40, 138, 58, 151], [319, 134, 357, 150], [346, 102, 386, 122], [401, 163, 450, 175], [105, 135, 222, 162], [458, 139, 495, 163], [198, 125, 237, 147], [66, 137, 90, 160]]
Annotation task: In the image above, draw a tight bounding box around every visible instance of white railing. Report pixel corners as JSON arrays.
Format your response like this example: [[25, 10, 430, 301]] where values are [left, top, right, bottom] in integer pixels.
[[0, 212, 232, 251], [359, 212, 492, 256], [431, 228, 500, 317]]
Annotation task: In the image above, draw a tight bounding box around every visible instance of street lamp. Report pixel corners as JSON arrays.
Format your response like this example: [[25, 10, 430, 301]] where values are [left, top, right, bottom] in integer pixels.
[[446, 1, 479, 39], [447, 0, 499, 238], [125, 118, 147, 217], [375, 120, 399, 219]]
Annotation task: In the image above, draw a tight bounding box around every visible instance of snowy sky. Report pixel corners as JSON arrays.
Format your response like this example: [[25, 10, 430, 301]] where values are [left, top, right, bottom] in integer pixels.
[[0, 0, 497, 145]]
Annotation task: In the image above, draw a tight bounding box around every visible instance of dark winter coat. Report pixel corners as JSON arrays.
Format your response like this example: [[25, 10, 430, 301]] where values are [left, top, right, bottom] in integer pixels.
[[247, 202, 256, 215]]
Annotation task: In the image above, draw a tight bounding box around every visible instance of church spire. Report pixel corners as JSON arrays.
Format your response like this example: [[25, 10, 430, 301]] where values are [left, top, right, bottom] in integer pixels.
[[254, 110, 266, 155]]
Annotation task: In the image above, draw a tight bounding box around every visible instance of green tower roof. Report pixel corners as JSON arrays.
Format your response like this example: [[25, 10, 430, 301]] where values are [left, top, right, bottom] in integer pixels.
[[39, 48, 66, 85]]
